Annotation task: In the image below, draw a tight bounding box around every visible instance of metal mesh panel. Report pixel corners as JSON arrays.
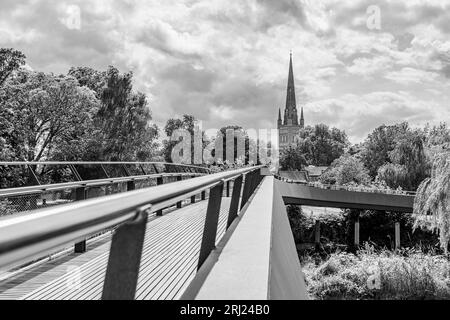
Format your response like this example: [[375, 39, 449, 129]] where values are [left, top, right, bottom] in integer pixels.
[[0, 189, 76, 217], [73, 164, 108, 180]]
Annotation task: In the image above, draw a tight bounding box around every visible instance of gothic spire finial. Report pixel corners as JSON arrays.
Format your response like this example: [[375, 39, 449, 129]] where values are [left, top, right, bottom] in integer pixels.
[[285, 53, 298, 125]]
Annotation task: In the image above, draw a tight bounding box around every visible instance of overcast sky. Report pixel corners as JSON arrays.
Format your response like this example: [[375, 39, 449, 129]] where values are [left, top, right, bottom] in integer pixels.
[[1, 0, 449, 143]]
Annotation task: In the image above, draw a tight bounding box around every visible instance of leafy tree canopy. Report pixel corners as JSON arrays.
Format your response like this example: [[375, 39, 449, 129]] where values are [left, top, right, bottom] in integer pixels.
[[295, 124, 349, 166], [0, 48, 26, 86]]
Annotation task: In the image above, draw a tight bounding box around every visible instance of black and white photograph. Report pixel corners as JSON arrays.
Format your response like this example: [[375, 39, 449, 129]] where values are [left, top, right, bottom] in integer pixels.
[[0, 0, 449, 309]]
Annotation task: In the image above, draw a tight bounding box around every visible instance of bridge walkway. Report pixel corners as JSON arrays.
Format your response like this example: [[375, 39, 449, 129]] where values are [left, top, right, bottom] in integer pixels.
[[0, 198, 231, 300]]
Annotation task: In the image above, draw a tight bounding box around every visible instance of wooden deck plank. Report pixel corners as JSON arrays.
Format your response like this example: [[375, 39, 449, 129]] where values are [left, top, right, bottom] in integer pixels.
[[0, 197, 232, 300]]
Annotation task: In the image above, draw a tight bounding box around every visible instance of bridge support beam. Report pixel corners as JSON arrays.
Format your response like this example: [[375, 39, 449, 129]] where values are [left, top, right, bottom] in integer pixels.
[[156, 176, 164, 216], [198, 182, 224, 270], [227, 175, 243, 229], [127, 180, 135, 191], [74, 187, 87, 253], [176, 176, 183, 208], [102, 206, 149, 300]]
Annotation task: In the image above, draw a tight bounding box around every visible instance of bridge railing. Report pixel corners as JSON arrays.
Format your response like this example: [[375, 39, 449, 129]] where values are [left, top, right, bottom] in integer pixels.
[[0, 164, 264, 300], [0, 161, 210, 215], [274, 175, 417, 196]]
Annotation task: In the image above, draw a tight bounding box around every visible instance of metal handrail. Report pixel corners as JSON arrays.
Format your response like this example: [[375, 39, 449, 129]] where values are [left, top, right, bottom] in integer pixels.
[[0, 165, 263, 270], [0, 172, 201, 198], [0, 161, 210, 171]]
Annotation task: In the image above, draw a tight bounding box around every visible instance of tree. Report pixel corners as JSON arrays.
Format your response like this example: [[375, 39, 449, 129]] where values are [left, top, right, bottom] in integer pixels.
[[69, 66, 159, 161], [279, 146, 307, 171], [386, 129, 429, 190], [162, 115, 201, 163], [68, 66, 106, 97], [413, 151, 450, 252], [424, 123, 450, 159], [361, 123, 409, 178], [295, 124, 349, 166], [0, 70, 99, 161], [362, 122, 430, 191], [320, 153, 371, 186], [0, 48, 26, 86]]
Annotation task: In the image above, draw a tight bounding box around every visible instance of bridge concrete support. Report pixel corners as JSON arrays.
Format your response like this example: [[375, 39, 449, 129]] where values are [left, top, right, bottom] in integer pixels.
[[395, 222, 401, 250], [183, 176, 308, 300]]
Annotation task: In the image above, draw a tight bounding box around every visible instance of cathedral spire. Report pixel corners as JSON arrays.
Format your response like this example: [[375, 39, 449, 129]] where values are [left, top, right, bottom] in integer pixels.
[[285, 53, 298, 125], [300, 106, 304, 128]]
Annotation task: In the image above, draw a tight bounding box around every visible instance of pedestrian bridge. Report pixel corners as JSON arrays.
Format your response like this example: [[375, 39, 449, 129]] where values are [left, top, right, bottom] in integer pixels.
[[0, 162, 415, 300]]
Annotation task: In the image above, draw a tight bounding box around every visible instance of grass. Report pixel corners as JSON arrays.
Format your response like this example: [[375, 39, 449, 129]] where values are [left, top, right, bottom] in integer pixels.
[[301, 245, 450, 300]]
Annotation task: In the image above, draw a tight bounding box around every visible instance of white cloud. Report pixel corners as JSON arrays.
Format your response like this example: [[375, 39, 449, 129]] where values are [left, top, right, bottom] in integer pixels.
[[385, 67, 440, 84], [0, 0, 448, 144]]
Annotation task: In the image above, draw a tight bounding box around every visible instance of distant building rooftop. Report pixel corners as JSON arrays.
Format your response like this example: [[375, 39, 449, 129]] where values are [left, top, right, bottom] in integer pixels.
[[304, 166, 329, 177]]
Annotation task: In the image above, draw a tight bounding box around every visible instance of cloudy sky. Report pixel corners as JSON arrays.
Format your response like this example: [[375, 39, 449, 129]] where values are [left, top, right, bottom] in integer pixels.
[[1, 0, 449, 143]]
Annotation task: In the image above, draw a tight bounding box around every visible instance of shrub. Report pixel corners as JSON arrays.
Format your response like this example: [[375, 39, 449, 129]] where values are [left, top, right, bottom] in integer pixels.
[[302, 247, 450, 300], [0, 199, 18, 216]]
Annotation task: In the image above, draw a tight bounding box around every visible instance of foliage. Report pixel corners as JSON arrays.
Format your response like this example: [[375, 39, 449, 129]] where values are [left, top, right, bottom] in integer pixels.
[[0, 48, 26, 86], [162, 114, 205, 163], [0, 199, 18, 216], [302, 247, 450, 300], [287, 205, 438, 252], [320, 154, 371, 186], [294, 124, 349, 166], [279, 146, 307, 171], [90, 66, 159, 161], [424, 123, 450, 160], [0, 70, 99, 161], [68, 66, 106, 97], [361, 123, 409, 178], [362, 122, 430, 191], [0, 62, 160, 162], [413, 151, 450, 252], [287, 205, 346, 245]]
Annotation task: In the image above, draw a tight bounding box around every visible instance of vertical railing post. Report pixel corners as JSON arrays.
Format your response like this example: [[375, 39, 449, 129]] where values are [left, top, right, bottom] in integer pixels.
[[74, 186, 87, 253], [191, 195, 196, 204], [156, 176, 164, 216], [176, 175, 183, 208], [198, 182, 224, 270], [227, 175, 243, 229], [240, 171, 255, 210], [127, 180, 135, 191], [102, 206, 149, 300], [226, 180, 230, 197], [201, 191, 206, 201]]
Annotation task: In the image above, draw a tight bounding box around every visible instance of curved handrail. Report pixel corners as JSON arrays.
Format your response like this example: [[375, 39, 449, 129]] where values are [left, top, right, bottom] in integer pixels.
[[0, 165, 263, 269], [0, 161, 210, 171], [0, 172, 200, 197]]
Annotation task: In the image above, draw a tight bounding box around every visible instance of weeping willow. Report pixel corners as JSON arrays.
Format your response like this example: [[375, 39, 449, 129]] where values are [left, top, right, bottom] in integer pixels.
[[413, 150, 450, 252]]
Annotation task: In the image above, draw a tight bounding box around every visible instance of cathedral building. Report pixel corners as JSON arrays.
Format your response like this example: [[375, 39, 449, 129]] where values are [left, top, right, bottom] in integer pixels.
[[277, 53, 304, 150]]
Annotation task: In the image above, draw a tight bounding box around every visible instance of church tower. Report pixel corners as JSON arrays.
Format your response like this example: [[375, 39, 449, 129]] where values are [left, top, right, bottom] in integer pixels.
[[277, 53, 304, 150]]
